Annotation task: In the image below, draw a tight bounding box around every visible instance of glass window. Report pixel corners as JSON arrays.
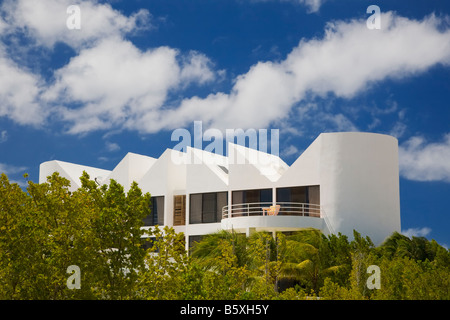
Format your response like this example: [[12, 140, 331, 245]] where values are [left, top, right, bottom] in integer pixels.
[[189, 192, 228, 224], [277, 187, 307, 203], [260, 189, 272, 203], [202, 193, 216, 223], [216, 192, 228, 222], [190, 194, 202, 224], [232, 191, 244, 205], [308, 186, 320, 205], [276, 187, 291, 202], [276, 186, 320, 215], [291, 187, 307, 203], [232, 189, 272, 204], [246, 190, 259, 203], [143, 196, 164, 226]]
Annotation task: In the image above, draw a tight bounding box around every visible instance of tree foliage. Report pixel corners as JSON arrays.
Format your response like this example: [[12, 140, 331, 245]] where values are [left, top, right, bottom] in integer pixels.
[[0, 172, 151, 299], [0, 173, 449, 300]]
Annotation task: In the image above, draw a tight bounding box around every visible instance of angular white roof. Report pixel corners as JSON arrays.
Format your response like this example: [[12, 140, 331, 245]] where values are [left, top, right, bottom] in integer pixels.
[[39, 160, 111, 191]]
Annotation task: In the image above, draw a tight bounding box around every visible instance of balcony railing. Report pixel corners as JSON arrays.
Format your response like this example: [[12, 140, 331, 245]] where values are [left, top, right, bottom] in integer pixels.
[[222, 202, 321, 219]]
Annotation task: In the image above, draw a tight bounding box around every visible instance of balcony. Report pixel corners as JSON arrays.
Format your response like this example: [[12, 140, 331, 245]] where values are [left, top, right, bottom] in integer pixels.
[[222, 202, 322, 219], [221, 202, 328, 234]]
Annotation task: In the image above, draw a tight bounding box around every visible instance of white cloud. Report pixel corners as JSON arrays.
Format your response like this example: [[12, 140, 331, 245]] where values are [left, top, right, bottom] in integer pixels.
[[401, 227, 432, 238], [389, 121, 407, 139], [0, 16, 6, 34], [1, 0, 150, 49], [105, 142, 120, 152], [0, 163, 28, 175], [399, 133, 450, 182], [282, 145, 300, 157], [291, 0, 324, 13], [0, 50, 46, 126], [180, 51, 216, 85], [249, 0, 325, 13], [138, 12, 450, 134], [1, 4, 450, 139], [43, 37, 216, 134], [283, 13, 450, 98], [0, 0, 151, 128]]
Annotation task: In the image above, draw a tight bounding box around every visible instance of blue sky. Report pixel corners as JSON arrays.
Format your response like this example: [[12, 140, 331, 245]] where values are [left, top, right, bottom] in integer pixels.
[[0, 0, 449, 246]]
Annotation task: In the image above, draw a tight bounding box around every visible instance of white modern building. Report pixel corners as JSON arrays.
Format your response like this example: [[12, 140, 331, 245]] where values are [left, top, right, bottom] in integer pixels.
[[39, 132, 401, 247]]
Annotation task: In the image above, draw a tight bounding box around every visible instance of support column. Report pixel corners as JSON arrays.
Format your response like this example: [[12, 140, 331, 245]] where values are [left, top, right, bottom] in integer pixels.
[[246, 227, 256, 237], [272, 187, 276, 206]]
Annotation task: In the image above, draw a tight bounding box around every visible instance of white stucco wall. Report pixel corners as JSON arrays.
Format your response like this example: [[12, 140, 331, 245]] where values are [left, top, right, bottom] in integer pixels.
[[318, 132, 401, 245], [103, 152, 157, 192]]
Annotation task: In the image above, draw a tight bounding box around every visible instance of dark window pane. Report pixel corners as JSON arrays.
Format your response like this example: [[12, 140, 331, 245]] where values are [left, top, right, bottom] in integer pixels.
[[277, 188, 291, 202], [260, 189, 272, 203], [216, 192, 228, 221], [155, 197, 165, 225], [190, 194, 202, 224], [232, 191, 244, 205], [308, 186, 320, 205], [143, 196, 164, 226], [246, 190, 259, 203], [202, 193, 216, 223], [291, 187, 307, 203]]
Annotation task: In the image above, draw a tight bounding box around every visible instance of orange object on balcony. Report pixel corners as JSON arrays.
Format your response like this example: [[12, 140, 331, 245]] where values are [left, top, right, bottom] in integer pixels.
[[263, 205, 280, 216]]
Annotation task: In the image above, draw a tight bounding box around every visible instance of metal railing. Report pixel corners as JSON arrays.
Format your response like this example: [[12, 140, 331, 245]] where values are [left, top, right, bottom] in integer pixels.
[[222, 202, 322, 219]]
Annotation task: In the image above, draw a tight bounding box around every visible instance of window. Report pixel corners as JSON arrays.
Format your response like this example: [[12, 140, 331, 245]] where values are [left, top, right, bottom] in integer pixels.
[[232, 189, 273, 204], [308, 185, 320, 205], [276, 186, 320, 216], [143, 196, 164, 226], [276, 187, 307, 203], [188, 235, 204, 249], [190, 194, 202, 224], [231, 189, 272, 216], [189, 192, 228, 224]]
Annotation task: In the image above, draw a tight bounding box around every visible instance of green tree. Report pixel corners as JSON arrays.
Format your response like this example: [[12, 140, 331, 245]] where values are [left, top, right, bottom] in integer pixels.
[[277, 228, 348, 294], [0, 172, 151, 299], [190, 230, 251, 268], [76, 172, 151, 299], [137, 226, 193, 299], [246, 232, 282, 298], [200, 238, 253, 299], [2, 171, 449, 300], [190, 230, 262, 299]]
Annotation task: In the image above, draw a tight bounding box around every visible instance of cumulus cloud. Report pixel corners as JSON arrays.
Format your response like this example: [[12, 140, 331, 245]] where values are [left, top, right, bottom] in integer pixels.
[[0, 0, 216, 133], [180, 51, 216, 85], [0, 163, 28, 175], [399, 133, 450, 182], [145, 12, 450, 133], [1, 0, 150, 49], [0, 0, 151, 127], [0, 50, 46, 126], [401, 227, 432, 238], [249, 0, 325, 13], [105, 142, 120, 152], [43, 37, 216, 134], [1, 2, 450, 141]]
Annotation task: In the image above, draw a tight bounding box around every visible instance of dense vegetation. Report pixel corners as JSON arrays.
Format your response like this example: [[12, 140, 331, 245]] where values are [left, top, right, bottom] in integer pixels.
[[0, 172, 448, 299]]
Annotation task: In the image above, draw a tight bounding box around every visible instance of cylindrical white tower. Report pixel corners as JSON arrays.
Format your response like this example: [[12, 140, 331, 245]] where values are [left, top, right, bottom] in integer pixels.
[[319, 132, 401, 245]]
